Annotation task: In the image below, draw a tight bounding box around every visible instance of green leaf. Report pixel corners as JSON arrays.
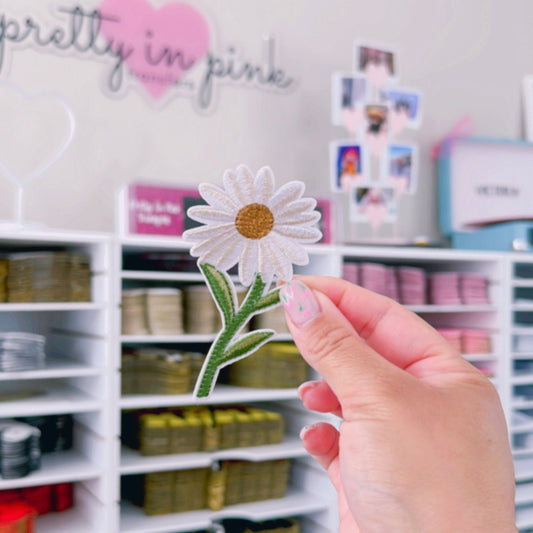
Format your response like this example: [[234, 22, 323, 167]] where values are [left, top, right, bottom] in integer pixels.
[[222, 329, 275, 364], [200, 263, 236, 326], [254, 287, 281, 313]]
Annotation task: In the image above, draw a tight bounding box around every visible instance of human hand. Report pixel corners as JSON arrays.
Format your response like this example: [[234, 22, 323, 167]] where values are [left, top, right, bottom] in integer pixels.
[[279, 277, 516, 533]]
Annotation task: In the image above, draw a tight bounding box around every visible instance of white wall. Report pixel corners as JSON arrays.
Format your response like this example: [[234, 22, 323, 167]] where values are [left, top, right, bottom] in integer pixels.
[[1, 0, 532, 242]]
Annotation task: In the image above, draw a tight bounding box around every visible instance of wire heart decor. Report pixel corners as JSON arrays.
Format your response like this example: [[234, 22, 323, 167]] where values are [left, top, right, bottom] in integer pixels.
[[0, 82, 75, 225]]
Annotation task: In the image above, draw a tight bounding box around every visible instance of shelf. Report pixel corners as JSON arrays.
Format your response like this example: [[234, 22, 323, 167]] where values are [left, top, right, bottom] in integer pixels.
[[0, 356, 102, 381], [214, 488, 328, 521], [121, 334, 216, 344], [38, 507, 95, 533], [513, 327, 533, 335], [512, 375, 533, 386], [120, 503, 211, 533], [516, 481, 533, 505], [514, 353, 533, 360], [407, 304, 497, 313], [0, 384, 102, 417], [512, 399, 533, 410], [462, 353, 497, 362], [119, 489, 327, 533], [510, 420, 533, 432], [120, 448, 211, 474], [513, 449, 533, 458], [120, 235, 190, 252], [0, 228, 114, 532], [121, 333, 293, 344], [0, 449, 100, 490], [120, 386, 299, 409], [121, 270, 203, 282], [513, 280, 533, 288], [120, 437, 307, 475], [515, 457, 533, 482], [0, 230, 111, 246], [513, 303, 533, 311], [516, 504, 533, 529], [0, 302, 105, 312]]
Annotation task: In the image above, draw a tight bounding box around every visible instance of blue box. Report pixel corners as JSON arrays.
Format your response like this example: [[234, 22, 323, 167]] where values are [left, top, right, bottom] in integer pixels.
[[438, 137, 533, 250], [450, 222, 533, 252]]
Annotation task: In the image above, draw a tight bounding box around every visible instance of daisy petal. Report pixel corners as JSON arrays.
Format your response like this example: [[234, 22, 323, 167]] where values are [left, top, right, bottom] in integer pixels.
[[284, 197, 317, 213], [190, 227, 239, 257], [222, 169, 244, 208], [254, 167, 275, 204], [200, 233, 243, 272], [269, 232, 309, 265], [183, 222, 236, 243], [257, 243, 275, 286], [198, 183, 237, 212], [216, 240, 244, 272], [274, 224, 322, 243], [235, 165, 255, 204], [261, 237, 293, 281], [275, 211, 321, 226], [187, 206, 234, 224], [268, 181, 305, 213], [239, 240, 259, 286], [223, 167, 253, 207]]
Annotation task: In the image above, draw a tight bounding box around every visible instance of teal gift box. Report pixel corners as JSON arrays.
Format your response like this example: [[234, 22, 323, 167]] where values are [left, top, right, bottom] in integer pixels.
[[438, 137, 533, 251]]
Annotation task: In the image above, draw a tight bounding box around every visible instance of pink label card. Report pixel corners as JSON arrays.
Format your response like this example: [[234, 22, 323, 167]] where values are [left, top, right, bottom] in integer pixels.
[[128, 183, 201, 236]]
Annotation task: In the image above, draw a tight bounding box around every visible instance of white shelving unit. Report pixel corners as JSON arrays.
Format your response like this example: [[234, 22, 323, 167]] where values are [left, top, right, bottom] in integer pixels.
[[115, 235, 331, 533], [508, 256, 533, 532], [113, 240, 533, 532], [0, 229, 114, 533], [2, 227, 533, 531], [338, 245, 505, 389]]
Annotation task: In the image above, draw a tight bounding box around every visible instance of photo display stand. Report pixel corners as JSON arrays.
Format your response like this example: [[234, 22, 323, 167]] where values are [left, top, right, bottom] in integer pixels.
[[329, 41, 422, 243], [0, 82, 75, 230]]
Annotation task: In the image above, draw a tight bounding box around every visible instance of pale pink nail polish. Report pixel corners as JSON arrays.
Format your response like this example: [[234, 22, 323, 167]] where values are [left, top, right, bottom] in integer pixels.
[[299, 425, 312, 440], [280, 280, 321, 327], [299, 423, 319, 440], [297, 380, 318, 400]]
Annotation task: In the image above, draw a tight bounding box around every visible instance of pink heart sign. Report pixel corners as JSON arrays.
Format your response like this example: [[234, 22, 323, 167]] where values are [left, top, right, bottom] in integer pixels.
[[99, 0, 210, 99]]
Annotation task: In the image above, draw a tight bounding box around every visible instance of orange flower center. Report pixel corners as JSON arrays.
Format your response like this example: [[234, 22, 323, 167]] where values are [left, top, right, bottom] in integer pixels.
[[235, 203, 274, 239]]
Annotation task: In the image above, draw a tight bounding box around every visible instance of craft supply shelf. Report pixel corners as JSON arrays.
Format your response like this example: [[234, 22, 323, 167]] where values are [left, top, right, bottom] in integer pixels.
[[115, 236, 331, 533], [2, 229, 533, 531], [119, 488, 329, 533], [0, 230, 115, 533]]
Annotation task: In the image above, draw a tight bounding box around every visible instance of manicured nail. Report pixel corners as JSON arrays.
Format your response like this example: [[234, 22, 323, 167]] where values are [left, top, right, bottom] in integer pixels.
[[297, 380, 318, 401], [300, 423, 320, 440], [299, 425, 313, 440], [280, 280, 321, 327]]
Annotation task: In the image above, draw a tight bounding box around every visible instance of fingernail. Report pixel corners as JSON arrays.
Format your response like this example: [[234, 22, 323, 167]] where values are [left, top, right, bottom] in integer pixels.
[[299, 424, 313, 440], [280, 280, 321, 327], [297, 380, 318, 401]]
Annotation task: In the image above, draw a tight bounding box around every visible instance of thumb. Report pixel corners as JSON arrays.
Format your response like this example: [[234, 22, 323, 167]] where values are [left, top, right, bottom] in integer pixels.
[[279, 280, 406, 416]]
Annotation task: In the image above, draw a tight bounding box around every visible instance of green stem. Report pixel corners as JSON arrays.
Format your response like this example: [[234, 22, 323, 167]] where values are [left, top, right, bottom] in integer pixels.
[[195, 273, 268, 398]]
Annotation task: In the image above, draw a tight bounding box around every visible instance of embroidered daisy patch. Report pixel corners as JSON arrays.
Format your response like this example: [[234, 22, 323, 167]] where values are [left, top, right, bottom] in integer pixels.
[[183, 165, 322, 398]]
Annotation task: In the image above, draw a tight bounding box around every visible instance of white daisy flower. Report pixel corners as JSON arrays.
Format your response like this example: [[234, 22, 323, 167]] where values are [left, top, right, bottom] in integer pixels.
[[183, 165, 322, 286]]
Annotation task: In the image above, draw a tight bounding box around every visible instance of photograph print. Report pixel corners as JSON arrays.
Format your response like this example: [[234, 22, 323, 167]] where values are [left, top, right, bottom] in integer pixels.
[[386, 143, 418, 195], [350, 185, 397, 228], [330, 140, 368, 193], [332, 72, 368, 127], [381, 87, 422, 131], [354, 41, 397, 89]]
